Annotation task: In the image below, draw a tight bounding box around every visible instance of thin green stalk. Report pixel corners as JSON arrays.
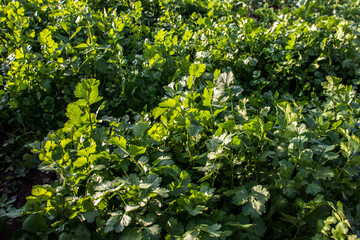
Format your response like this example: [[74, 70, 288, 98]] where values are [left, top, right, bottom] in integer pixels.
[[118, 146, 146, 175], [212, 158, 221, 188], [88, 105, 93, 136], [187, 133, 192, 160]]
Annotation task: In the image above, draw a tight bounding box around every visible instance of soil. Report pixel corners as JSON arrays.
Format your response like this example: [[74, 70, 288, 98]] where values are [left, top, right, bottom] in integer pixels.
[[0, 122, 57, 239], [0, 166, 57, 239]]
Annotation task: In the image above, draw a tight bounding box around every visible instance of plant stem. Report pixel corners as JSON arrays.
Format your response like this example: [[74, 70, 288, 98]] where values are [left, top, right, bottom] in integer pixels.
[[118, 146, 146, 175]]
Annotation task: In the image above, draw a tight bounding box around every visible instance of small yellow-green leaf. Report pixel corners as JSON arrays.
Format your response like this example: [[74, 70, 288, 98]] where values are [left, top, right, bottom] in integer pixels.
[[70, 26, 83, 40], [152, 107, 167, 120], [75, 43, 88, 49], [187, 75, 194, 89], [110, 136, 127, 149], [264, 122, 273, 131], [73, 157, 88, 168], [203, 88, 213, 107], [128, 145, 146, 157], [32, 186, 51, 197], [148, 123, 168, 142], [214, 69, 221, 80], [195, 63, 206, 78], [78, 142, 97, 157], [159, 98, 176, 108]]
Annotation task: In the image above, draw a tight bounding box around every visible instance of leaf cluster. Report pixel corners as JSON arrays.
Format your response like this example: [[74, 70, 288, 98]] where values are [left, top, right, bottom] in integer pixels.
[[0, 0, 360, 239]]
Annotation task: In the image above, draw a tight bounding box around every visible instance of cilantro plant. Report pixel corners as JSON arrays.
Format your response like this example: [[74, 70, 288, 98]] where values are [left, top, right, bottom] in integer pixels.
[[23, 71, 360, 239], [1, 0, 359, 239]]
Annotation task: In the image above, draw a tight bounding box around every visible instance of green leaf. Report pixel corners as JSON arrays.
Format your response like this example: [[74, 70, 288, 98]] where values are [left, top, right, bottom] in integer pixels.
[[119, 228, 141, 240], [124, 205, 140, 213], [243, 196, 265, 219], [186, 118, 203, 137], [32, 185, 52, 197], [74, 79, 102, 105], [95, 58, 108, 73], [82, 211, 100, 223], [203, 88, 213, 107], [110, 136, 127, 149], [251, 185, 270, 204], [242, 185, 269, 218], [70, 26, 83, 40], [152, 107, 167, 120], [148, 123, 168, 142], [59, 233, 74, 240], [185, 205, 208, 216], [195, 63, 206, 78], [60, 21, 70, 35], [306, 183, 323, 195], [128, 145, 146, 157], [189, 64, 197, 76], [331, 120, 343, 129], [264, 122, 273, 131], [166, 217, 184, 236], [252, 218, 267, 237], [214, 69, 221, 80], [66, 103, 82, 119], [146, 224, 161, 237], [105, 213, 127, 233], [159, 98, 177, 108], [188, 75, 194, 89], [23, 214, 48, 232], [313, 167, 334, 180], [200, 224, 222, 237], [73, 157, 88, 168], [182, 29, 193, 42], [75, 43, 88, 49], [213, 106, 227, 117], [121, 214, 132, 227], [153, 188, 170, 197], [137, 214, 154, 228], [232, 188, 249, 206], [188, 63, 206, 88], [74, 224, 91, 239], [1, 209, 22, 218]]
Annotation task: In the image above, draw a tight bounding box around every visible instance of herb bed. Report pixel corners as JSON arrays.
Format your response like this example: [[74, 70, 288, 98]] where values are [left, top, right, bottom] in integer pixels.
[[0, 0, 359, 239]]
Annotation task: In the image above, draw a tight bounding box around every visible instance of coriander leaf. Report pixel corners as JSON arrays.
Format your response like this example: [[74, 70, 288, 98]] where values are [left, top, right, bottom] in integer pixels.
[[110, 136, 127, 149], [195, 63, 206, 78], [128, 145, 146, 157], [313, 167, 334, 180], [73, 157, 88, 168], [243, 196, 265, 219], [159, 98, 177, 108], [232, 188, 249, 206], [306, 182, 323, 195], [185, 205, 208, 216], [153, 188, 170, 197], [203, 88, 213, 107], [199, 224, 222, 237], [121, 214, 131, 227], [251, 185, 270, 204], [152, 107, 167, 120], [186, 118, 203, 137], [23, 214, 48, 232], [82, 211, 100, 223]]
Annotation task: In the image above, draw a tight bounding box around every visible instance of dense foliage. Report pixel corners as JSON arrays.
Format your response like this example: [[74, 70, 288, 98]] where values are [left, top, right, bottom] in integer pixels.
[[1, 0, 359, 239]]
